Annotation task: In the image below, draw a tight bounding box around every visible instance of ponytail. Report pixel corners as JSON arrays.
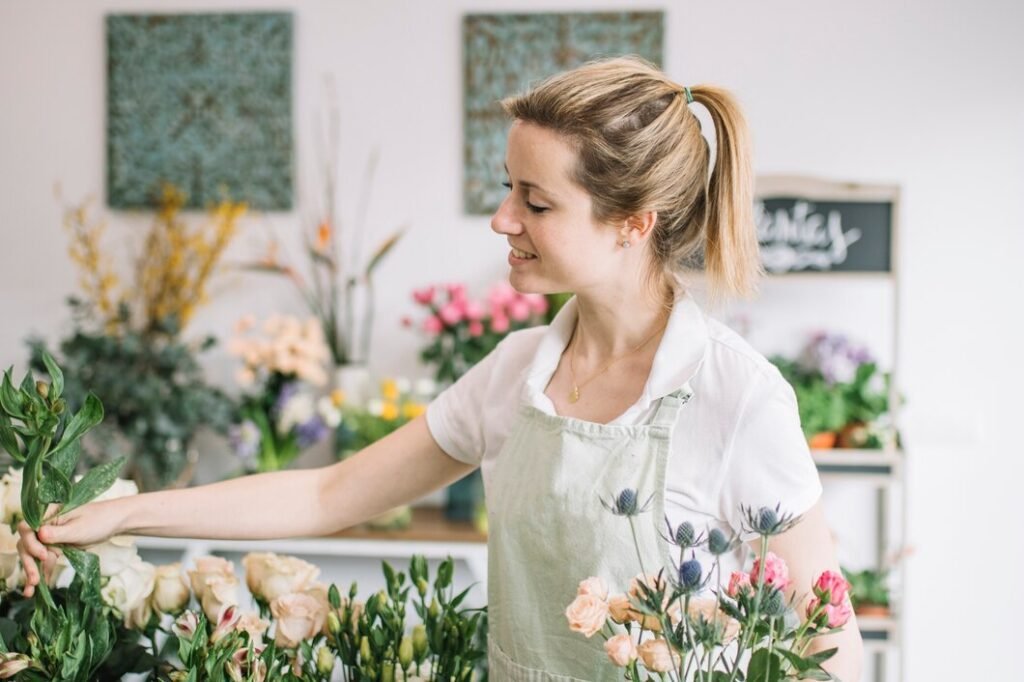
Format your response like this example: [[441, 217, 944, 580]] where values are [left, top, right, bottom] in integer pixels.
[[690, 85, 762, 301]]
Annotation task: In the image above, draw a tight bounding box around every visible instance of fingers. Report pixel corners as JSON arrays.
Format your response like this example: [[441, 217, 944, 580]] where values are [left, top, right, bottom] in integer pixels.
[[17, 521, 47, 562], [16, 543, 39, 597]]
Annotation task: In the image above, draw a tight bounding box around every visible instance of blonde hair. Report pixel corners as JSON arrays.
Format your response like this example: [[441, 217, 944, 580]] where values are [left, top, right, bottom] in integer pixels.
[[501, 56, 762, 301]]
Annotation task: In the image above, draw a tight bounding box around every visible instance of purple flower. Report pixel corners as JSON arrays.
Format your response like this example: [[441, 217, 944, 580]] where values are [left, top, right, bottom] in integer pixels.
[[294, 415, 329, 449], [229, 420, 261, 465], [799, 332, 874, 385], [272, 381, 300, 418]]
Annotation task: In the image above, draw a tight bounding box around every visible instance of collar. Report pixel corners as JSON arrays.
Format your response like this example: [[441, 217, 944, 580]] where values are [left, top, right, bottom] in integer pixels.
[[523, 290, 709, 416]]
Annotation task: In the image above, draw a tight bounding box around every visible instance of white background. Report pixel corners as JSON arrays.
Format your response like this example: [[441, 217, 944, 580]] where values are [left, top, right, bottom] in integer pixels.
[[2, 1, 1023, 679]]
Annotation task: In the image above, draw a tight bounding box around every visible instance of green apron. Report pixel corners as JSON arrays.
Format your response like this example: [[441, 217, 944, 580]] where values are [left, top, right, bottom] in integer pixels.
[[487, 385, 694, 680]]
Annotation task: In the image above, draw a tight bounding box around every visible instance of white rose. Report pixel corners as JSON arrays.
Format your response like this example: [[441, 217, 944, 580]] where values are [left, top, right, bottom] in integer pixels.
[[88, 535, 139, 577], [277, 393, 315, 433], [151, 563, 190, 615], [413, 378, 437, 398], [367, 399, 384, 417], [188, 556, 235, 599], [395, 377, 412, 394], [102, 558, 156, 623], [0, 524, 21, 584], [1, 468, 23, 523], [316, 397, 341, 428]]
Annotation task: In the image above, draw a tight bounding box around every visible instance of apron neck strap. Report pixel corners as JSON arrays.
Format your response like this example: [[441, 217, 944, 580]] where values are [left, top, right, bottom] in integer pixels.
[[650, 383, 695, 427]]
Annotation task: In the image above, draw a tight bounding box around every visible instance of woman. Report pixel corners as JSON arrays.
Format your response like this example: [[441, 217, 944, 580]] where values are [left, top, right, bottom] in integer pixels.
[[19, 57, 862, 679]]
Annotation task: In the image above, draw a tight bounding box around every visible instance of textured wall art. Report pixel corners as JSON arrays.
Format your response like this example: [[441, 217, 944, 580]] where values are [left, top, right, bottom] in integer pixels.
[[107, 12, 293, 210], [463, 12, 664, 214]]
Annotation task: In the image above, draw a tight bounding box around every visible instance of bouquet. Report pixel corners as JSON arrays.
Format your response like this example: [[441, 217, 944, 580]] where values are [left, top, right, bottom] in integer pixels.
[[407, 281, 548, 386], [566, 492, 853, 681], [227, 315, 341, 473]]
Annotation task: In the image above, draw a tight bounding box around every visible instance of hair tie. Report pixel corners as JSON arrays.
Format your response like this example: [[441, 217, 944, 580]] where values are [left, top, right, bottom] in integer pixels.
[[682, 87, 694, 104]]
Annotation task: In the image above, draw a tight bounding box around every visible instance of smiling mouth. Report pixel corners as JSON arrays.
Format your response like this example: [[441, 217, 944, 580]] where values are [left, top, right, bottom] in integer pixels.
[[511, 247, 537, 260]]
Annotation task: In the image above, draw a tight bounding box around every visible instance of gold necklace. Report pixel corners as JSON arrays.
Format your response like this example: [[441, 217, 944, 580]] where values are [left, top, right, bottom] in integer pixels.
[[568, 317, 667, 403]]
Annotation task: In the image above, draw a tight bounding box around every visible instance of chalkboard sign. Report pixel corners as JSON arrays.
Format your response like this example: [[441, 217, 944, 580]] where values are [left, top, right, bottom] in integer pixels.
[[755, 176, 899, 275]]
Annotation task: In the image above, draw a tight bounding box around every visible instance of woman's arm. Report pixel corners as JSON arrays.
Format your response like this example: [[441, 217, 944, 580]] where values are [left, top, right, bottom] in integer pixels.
[[18, 415, 474, 594], [752, 501, 864, 681]]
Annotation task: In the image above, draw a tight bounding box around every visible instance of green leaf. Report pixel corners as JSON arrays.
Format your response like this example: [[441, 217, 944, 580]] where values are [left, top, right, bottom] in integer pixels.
[[748, 649, 783, 682], [50, 393, 104, 459], [0, 416, 22, 461], [21, 439, 46, 530], [804, 646, 839, 666], [50, 438, 79, 479], [61, 456, 126, 516], [436, 558, 453, 590], [0, 369, 25, 419], [37, 465, 72, 505], [41, 352, 64, 401], [63, 547, 101, 603]]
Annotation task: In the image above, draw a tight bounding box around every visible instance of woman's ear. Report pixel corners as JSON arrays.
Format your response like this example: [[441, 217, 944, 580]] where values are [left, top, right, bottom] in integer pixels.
[[620, 211, 658, 245]]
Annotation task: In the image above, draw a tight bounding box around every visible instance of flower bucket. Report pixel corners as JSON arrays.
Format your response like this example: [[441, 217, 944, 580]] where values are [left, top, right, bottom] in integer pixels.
[[807, 431, 838, 449], [333, 364, 372, 408]]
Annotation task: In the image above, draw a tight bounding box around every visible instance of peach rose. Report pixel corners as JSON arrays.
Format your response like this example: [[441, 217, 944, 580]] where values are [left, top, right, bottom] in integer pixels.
[[89, 535, 139, 577], [577, 576, 608, 600], [564, 594, 609, 638], [608, 594, 633, 624], [638, 638, 679, 672], [687, 597, 740, 643], [247, 554, 319, 603], [271, 593, 328, 648], [241, 552, 275, 595], [188, 556, 235, 600], [200, 574, 240, 622], [234, 612, 271, 646], [604, 633, 637, 667], [151, 563, 190, 615], [727, 570, 752, 598]]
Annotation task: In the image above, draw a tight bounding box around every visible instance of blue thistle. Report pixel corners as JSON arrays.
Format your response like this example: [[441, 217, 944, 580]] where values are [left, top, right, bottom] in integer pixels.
[[707, 528, 732, 555], [679, 558, 702, 589], [675, 522, 696, 548], [601, 488, 654, 517]]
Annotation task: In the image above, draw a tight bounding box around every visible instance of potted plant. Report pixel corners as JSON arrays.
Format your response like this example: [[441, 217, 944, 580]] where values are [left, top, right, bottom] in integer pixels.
[[841, 566, 891, 617]]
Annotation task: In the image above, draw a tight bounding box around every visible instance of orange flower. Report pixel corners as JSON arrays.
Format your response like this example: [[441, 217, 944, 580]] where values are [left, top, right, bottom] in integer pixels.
[[315, 222, 332, 252]]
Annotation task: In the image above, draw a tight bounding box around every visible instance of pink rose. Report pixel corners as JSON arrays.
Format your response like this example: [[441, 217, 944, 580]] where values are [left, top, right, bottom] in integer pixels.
[[422, 316, 443, 335], [607, 594, 633, 624], [751, 552, 791, 592], [490, 314, 510, 333], [487, 282, 516, 307], [808, 595, 853, 628], [438, 302, 463, 326], [468, 320, 484, 337], [508, 298, 531, 321], [727, 570, 752, 598], [812, 570, 851, 606], [564, 594, 609, 638], [447, 283, 467, 302], [463, 301, 484, 321], [638, 638, 679, 672], [603, 633, 637, 667], [576, 576, 609, 601], [412, 287, 435, 305], [271, 593, 328, 648]]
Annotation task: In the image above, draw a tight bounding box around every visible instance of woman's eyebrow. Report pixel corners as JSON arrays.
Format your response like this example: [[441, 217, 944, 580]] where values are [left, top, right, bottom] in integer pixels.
[[503, 164, 556, 198]]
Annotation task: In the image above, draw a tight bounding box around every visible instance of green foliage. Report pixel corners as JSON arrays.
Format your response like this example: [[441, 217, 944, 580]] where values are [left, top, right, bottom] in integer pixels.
[[841, 567, 890, 610], [28, 300, 233, 488]]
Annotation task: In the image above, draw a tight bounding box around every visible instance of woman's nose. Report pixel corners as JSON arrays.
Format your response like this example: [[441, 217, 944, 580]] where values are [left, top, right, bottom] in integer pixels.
[[490, 194, 522, 236]]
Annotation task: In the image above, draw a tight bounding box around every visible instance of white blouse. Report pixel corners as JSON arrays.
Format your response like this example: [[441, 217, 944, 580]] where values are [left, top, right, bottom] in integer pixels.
[[426, 292, 823, 579]]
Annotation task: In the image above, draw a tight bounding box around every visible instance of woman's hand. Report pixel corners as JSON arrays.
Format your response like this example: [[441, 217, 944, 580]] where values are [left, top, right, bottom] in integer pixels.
[[16, 500, 124, 597]]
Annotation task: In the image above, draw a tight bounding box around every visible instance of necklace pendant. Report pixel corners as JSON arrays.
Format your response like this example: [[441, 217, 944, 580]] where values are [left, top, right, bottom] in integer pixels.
[[569, 385, 580, 403]]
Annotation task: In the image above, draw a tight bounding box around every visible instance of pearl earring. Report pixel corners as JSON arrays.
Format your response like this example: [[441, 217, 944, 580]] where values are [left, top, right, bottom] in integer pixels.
[[621, 240, 631, 248]]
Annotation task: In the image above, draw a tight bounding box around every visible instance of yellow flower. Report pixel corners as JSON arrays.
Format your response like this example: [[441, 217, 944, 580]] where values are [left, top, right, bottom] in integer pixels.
[[380, 379, 399, 402], [330, 389, 346, 407], [380, 402, 399, 421], [402, 403, 426, 420]]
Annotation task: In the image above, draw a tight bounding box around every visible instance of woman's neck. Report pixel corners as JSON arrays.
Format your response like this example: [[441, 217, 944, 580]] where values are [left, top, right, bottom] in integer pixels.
[[571, 286, 673, 362]]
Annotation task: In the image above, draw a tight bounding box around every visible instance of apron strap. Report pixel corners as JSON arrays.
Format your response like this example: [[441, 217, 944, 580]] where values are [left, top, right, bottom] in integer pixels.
[[650, 383, 695, 428]]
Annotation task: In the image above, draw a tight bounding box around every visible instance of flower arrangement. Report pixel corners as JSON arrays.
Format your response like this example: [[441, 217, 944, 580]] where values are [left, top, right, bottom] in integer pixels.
[[30, 185, 243, 488], [333, 378, 431, 530], [566, 493, 852, 681], [246, 84, 405, 367], [407, 281, 549, 386], [771, 332, 897, 449], [227, 315, 341, 473]]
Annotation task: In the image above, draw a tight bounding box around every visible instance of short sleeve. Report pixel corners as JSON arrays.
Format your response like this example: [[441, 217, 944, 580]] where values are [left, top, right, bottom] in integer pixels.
[[424, 346, 500, 467], [718, 368, 823, 539]]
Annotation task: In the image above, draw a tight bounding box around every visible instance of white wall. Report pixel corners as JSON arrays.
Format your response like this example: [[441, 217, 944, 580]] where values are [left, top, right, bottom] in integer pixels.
[[2, 1, 1022, 679]]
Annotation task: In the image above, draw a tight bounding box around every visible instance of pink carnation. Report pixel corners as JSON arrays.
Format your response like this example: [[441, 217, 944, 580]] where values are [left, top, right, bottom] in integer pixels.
[[508, 298, 532, 321], [751, 552, 791, 592], [412, 286, 435, 305], [438, 302, 463, 326], [468, 320, 484, 337], [490, 315, 510, 333], [727, 571, 752, 598], [422, 316, 443, 335], [812, 570, 850, 606]]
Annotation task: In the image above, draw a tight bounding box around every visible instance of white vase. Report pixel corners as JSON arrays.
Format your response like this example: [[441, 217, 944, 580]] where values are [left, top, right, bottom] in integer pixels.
[[333, 364, 372, 408]]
